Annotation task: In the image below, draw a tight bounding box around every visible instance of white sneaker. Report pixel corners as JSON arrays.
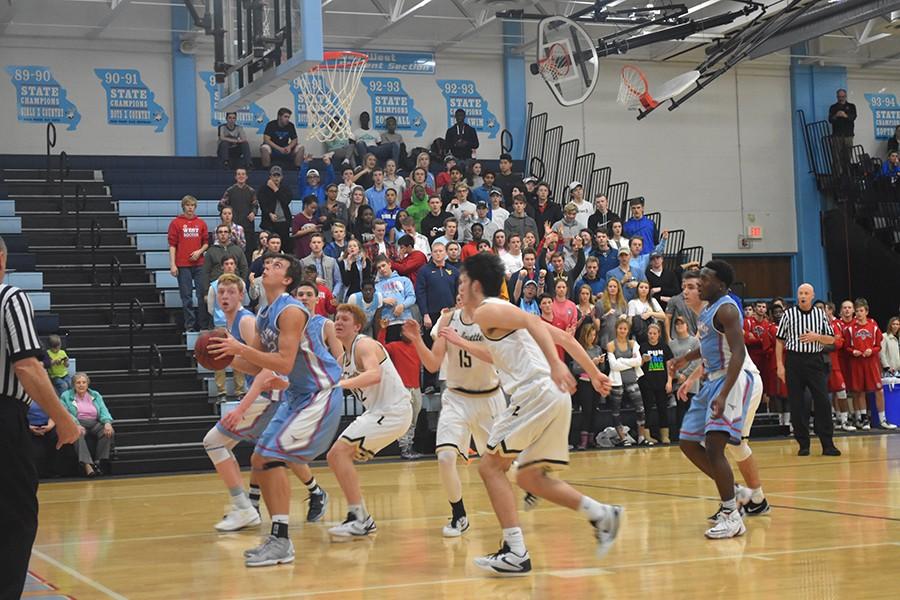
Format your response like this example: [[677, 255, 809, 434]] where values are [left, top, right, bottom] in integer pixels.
[[840, 421, 857, 432], [215, 507, 261, 532], [473, 543, 532, 576], [442, 515, 469, 538], [734, 485, 752, 510], [329, 512, 377, 542], [880, 420, 897, 430], [705, 509, 746, 539], [592, 504, 624, 558]]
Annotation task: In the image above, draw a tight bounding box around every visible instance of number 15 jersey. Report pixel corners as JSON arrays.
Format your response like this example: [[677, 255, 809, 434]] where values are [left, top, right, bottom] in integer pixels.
[[434, 309, 500, 393]]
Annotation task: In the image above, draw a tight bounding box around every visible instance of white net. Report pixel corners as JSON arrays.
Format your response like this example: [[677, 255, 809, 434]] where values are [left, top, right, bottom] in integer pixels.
[[295, 52, 368, 142], [538, 42, 574, 84], [617, 65, 653, 111]]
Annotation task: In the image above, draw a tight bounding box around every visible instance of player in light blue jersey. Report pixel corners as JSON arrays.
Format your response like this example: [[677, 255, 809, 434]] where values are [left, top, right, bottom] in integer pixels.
[[669, 262, 763, 540], [210, 255, 344, 567]]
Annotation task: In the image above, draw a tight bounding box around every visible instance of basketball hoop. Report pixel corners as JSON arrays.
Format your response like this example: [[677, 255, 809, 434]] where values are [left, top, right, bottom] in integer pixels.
[[295, 51, 368, 142], [533, 16, 599, 107], [537, 42, 572, 83], [617, 65, 657, 111]]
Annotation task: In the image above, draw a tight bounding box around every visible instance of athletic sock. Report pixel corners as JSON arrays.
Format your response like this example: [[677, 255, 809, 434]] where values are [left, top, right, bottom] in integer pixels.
[[303, 477, 322, 495], [271, 514, 289, 539], [249, 484, 261, 510], [450, 499, 466, 521], [229, 486, 252, 510], [348, 503, 369, 522], [839, 412, 849, 424], [578, 495, 608, 522], [751, 486, 765, 503], [502, 527, 527, 555], [879, 411, 888, 424], [721, 498, 737, 512]]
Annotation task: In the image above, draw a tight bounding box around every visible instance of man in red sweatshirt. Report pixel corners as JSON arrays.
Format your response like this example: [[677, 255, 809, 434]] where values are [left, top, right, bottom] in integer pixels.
[[377, 322, 423, 460], [168, 195, 209, 331], [391, 235, 427, 286]]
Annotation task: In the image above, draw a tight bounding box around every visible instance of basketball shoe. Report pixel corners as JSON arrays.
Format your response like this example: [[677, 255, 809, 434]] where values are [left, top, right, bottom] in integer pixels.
[[473, 543, 532, 576], [307, 489, 328, 522], [215, 507, 261, 532], [442, 515, 469, 537], [329, 512, 377, 541], [244, 535, 295, 567], [705, 510, 746, 539], [592, 504, 624, 558]]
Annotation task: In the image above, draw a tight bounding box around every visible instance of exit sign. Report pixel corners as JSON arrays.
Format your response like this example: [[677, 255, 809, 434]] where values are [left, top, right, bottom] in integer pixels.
[[748, 225, 763, 239]]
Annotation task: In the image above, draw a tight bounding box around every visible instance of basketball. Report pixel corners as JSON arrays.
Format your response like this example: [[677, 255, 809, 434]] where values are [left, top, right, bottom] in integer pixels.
[[194, 328, 232, 371]]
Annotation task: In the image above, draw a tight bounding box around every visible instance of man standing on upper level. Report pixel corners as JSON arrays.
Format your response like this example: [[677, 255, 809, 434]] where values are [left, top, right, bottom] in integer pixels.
[[445, 109, 479, 169], [828, 89, 857, 179]]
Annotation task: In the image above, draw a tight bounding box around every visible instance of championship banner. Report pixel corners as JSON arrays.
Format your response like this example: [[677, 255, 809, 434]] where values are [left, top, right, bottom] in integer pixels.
[[200, 71, 268, 133], [362, 76, 427, 137], [5, 65, 81, 130], [864, 92, 900, 140], [94, 68, 169, 132], [436, 79, 500, 139]]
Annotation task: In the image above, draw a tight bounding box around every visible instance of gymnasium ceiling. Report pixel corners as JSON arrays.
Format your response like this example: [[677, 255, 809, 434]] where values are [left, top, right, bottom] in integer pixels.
[[0, 0, 899, 68]]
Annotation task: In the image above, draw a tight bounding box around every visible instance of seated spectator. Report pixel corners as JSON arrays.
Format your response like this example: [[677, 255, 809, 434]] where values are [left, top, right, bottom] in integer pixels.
[[377, 188, 403, 239], [879, 150, 900, 183], [571, 322, 606, 450], [645, 251, 680, 308], [392, 235, 428, 286], [490, 188, 509, 230], [575, 256, 606, 297], [261, 107, 303, 168], [353, 111, 399, 166], [467, 160, 484, 189], [471, 170, 496, 205], [466, 201, 498, 242], [607, 316, 650, 446], [588, 194, 614, 233], [412, 152, 437, 189], [258, 165, 293, 254], [638, 323, 673, 444], [46, 334, 71, 395], [248, 236, 284, 311], [373, 255, 416, 341], [365, 168, 388, 215], [251, 230, 269, 263], [217, 111, 251, 169], [421, 197, 453, 244], [532, 183, 562, 239], [501, 233, 524, 276], [380, 117, 406, 166], [436, 156, 459, 191], [302, 264, 337, 317], [339, 239, 371, 298], [60, 373, 114, 477], [291, 195, 320, 260], [207, 268, 247, 402], [28, 401, 77, 478], [594, 277, 628, 349], [168, 195, 210, 332], [623, 198, 657, 255], [608, 219, 629, 252], [324, 130, 358, 169], [353, 153, 379, 190], [606, 247, 644, 301], [383, 157, 406, 198], [325, 222, 348, 259], [300, 233, 342, 298], [347, 279, 382, 337], [493, 153, 525, 207], [299, 155, 335, 204], [504, 194, 538, 240]]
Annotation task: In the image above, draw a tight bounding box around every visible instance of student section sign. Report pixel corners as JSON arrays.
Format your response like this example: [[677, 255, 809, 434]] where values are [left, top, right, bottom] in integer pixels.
[[94, 68, 169, 132], [5, 65, 81, 130]]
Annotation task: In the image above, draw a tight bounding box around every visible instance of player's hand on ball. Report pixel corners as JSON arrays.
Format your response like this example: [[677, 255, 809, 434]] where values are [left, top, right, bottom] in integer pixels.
[[208, 331, 242, 357]]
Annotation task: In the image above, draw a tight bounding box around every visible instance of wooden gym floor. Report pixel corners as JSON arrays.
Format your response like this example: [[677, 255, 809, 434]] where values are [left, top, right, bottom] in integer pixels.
[[27, 434, 900, 599]]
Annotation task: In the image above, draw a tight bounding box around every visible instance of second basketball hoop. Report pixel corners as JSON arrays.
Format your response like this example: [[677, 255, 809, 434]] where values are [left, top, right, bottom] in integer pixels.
[[617, 65, 700, 115]]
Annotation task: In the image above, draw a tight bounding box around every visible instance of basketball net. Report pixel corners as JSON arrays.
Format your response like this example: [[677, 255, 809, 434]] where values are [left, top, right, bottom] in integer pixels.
[[295, 51, 368, 142], [537, 43, 572, 83], [617, 65, 658, 111]]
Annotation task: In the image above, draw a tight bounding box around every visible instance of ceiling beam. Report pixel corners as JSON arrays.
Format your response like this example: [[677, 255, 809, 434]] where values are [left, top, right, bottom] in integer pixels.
[[0, 0, 20, 35], [358, 0, 435, 48], [86, 0, 132, 40]]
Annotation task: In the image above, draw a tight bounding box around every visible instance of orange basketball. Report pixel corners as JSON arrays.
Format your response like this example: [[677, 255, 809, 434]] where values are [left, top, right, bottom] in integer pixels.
[[194, 328, 232, 371]]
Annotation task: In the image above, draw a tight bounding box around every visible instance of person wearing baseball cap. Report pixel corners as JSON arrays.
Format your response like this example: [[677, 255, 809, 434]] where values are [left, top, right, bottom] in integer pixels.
[[298, 153, 335, 206], [258, 164, 294, 254], [467, 200, 498, 242], [568, 181, 591, 229], [512, 277, 542, 316], [606, 245, 644, 302]]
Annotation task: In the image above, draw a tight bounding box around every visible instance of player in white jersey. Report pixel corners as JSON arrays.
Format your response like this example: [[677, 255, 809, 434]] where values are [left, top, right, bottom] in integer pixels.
[[457, 253, 623, 576], [327, 303, 413, 541], [402, 300, 506, 538]]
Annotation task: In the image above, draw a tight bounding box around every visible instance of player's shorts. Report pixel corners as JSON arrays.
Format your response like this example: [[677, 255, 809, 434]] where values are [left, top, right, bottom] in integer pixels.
[[486, 381, 571, 471], [827, 363, 847, 395], [339, 401, 413, 461], [680, 368, 762, 445], [254, 387, 343, 464], [435, 387, 507, 461], [847, 357, 883, 393], [215, 392, 279, 443]]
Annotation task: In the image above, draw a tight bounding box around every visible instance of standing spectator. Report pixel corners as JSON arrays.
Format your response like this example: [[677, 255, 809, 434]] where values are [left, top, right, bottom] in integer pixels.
[[607, 316, 651, 446], [512, 276, 542, 315], [608, 219, 629, 252], [365, 168, 388, 215], [363, 219, 397, 264], [436, 158, 459, 192], [404, 167, 436, 205], [339, 239, 371, 298], [551, 203, 583, 249], [377, 188, 403, 239], [627, 280, 665, 344], [59, 373, 114, 477], [466, 160, 484, 189], [638, 323, 673, 444], [318, 184, 348, 243], [353, 152, 378, 189], [445, 241, 462, 269], [291, 195, 319, 260], [501, 233, 524, 276], [204, 224, 249, 284], [447, 183, 477, 235], [353, 111, 399, 166], [337, 166, 356, 206], [247, 234, 283, 311], [421, 197, 453, 244], [353, 206, 377, 244], [669, 315, 701, 442], [587, 194, 613, 233], [414, 242, 458, 392], [532, 183, 562, 239], [590, 230, 618, 279], [347, 185, 367, 224], [347, 279, 382, 337], [260, 107, 302, 167], [218, 206, 245, 250], [258, 165, 293, 255], [1, 237, 80, 598], [882, 316, 900, 375], [373, 255, 416, 340], [217, 111, 251, 169], [606, 247, 644, 302], [251, 231, 269, 263], [571, 323, 606, 450], [490, 188, 509, 230], [504, 195, 538, 240], [568, 182, 592, 229], [493, 153, 524, 207], [302, 265, 337, 317], [461, 223, 486, 261], [168, 196, 209, 331], [445, 109, 479, 166], [299, 155, 336, 204], [466, 201, 498, 242], [206, 264, 247, 402], [471, 170, 495, 206], [397, 215, 431, 258], [432, 217, 459, 248], [405, 184, 432, 228], [45, 334, 71, 395], [845, 299, 896, 429], [218, 168, 258, 258], [383, 157, 406, 197], [828, 88, 856, 178], [551, 280, 579, 335], [665, 274, 699, 340], [623, 198, 656, 255], [300, 233, 342, 299], [594, 277, 628, 349], [574, 256, 605, 297], [646, 252, 679, 308], [392, 235, 428, 286], [775, 283, 841, 456], [325, 222, 348, 259]]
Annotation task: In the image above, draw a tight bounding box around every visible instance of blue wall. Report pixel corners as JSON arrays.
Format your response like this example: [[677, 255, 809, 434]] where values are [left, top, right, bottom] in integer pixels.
[[503, 20, 526, 160], [171, 5, 198, 157]]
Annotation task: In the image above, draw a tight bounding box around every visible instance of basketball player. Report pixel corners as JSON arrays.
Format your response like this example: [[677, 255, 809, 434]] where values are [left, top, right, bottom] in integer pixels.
[[401, 300, 506, 538], [457, 252, 622, 576], [209, 256, 344, 567], [327, 303, 414, 541], [824, 301, 855, 431], [669, 262, 764, 539]]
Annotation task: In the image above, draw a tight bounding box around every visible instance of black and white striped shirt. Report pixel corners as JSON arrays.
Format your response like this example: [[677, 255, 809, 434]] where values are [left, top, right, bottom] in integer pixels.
[[775, 305, 834, 354], [0, 284, 43, 404]]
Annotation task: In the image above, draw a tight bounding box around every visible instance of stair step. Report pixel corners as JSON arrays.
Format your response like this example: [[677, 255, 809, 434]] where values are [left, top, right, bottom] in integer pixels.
[[23, 228, 132, 246], [64, 345, 192, 371], [54, 304, 173, 327], [34, 247, 144, 265], [48, 285, 162, 305], [2, 169, 99, 180], [64, 328, 185, 347], [19, 212, 123, 229], [5, 182, 109, 195], [14, 197, 115, 212], [41, 267, 150, 286], [104, 394, 214, 420]]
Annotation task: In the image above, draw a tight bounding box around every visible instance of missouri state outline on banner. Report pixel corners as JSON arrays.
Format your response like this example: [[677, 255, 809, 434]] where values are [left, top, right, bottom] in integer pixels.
[[94, 68, 169, 132], [5, 65, 81, 130]]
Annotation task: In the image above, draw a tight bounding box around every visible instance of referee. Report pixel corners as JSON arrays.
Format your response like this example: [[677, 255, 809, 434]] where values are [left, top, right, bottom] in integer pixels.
[[0, 236, 79, 598], [775, 283, 841, 457]]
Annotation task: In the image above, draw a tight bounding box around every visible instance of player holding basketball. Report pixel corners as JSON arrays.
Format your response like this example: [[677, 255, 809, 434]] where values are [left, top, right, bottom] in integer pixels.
[[401, 297, 506, 538], [210, 256, 344, 567], [327, 303, 413, 541], [669, 262, 764, 539], [457, 252, 621, 576]]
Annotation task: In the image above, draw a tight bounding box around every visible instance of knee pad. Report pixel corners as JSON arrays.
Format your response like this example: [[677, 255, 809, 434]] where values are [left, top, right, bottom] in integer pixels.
[[263, 460, 287, 470], [726, 440, 752, 462], [203, 429, 236, 465]]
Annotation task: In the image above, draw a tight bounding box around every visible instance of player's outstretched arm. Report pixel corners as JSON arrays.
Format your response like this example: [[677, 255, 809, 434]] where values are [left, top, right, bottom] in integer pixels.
[[341, 337, 383, 390]]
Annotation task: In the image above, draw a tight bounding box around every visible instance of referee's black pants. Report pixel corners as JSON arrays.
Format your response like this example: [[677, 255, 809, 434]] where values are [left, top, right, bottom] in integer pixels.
[[0, 400, 39, 599], [785, 351, 836, 451]]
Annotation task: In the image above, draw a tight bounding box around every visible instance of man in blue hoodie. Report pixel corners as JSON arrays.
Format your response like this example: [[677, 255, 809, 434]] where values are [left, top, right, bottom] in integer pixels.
[[623, 197, 656, 255], [373, 254, 416, 339], [298, 154, 336, 204]]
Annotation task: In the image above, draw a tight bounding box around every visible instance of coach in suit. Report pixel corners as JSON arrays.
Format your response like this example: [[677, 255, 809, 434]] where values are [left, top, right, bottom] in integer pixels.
[[775, 283, 841, 456]]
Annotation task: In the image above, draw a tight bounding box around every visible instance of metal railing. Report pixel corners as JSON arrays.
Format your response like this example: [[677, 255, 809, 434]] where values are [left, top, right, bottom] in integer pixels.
[[127, 298, 145, 373], [45, 123, 57, 182], [57, 151, 70, 213], [109, 256, 122, 326], [147, 344, 163, 422], [73, 184, 88, 246], [89, 220, 102, 287]]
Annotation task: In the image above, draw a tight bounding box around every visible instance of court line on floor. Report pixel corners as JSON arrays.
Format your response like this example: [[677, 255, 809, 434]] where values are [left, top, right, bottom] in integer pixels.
[[31, 548, 128, 600], [235, 541, 900, 599]]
